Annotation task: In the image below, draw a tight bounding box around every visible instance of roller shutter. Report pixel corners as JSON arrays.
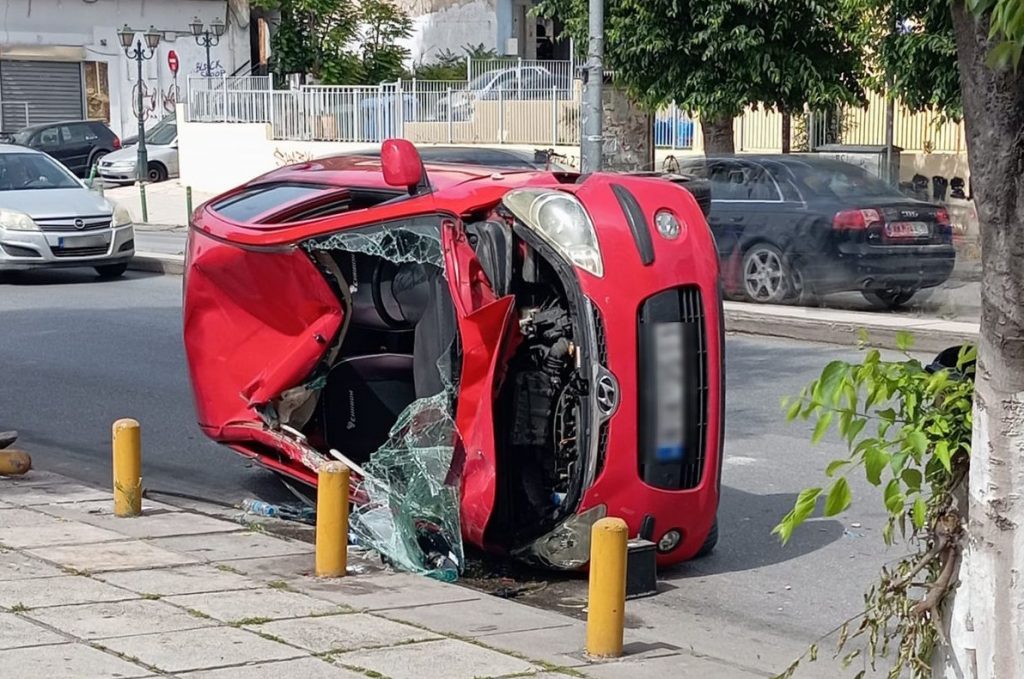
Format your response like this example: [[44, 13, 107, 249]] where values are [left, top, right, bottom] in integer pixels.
[[0, 60, 84, 131]]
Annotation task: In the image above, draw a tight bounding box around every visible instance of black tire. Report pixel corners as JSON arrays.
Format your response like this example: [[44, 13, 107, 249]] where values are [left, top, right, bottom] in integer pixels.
[[695, 518, 719, 558], [862, 289, 917, 310], [89, 151, 108, 173], [95, 263, 128, 279], [147, 162, 168, 183], [741, 243, 797, 303]]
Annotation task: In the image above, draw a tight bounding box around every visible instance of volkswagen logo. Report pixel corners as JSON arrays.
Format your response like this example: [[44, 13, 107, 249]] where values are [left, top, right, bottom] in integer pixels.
[[74, 219, 85, 230], [595, 372, 619, 417]]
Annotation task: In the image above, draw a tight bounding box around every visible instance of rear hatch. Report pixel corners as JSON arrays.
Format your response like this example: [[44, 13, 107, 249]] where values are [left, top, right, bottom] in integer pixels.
[[832, 199, 953, 246]]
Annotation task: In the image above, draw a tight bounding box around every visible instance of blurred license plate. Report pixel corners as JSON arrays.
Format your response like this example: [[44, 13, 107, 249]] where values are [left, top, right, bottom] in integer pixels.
[[653, 323, 685, 462], [49, 234, 108, 249], [885, 221, 929, 238]]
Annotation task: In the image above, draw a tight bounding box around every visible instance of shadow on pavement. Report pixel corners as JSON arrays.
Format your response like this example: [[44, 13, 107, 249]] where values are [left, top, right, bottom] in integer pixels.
[[664, 485, 844, 577], [0, 269, 162, 286]]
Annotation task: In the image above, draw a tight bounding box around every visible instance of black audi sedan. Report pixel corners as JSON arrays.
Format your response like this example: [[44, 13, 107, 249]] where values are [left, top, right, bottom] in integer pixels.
[[676, 155, 956, 309]]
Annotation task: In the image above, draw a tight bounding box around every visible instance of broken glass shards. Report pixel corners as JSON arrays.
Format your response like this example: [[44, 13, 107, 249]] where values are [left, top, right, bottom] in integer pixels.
[[346, 390, 463, 582], [303, 219, 444, 268]]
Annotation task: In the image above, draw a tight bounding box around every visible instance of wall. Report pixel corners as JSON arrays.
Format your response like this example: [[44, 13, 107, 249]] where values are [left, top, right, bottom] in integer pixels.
[[392, 0, 499, 65], [1, 0, 250, 137]]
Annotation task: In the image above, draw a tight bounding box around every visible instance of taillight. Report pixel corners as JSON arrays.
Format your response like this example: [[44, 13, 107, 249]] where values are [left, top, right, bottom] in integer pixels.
[[112, 136, 122, 150], [935, 208, 950, 225], [833, 208, 882, 230]]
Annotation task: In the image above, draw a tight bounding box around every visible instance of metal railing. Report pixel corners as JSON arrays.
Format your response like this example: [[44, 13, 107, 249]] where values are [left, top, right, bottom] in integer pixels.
[[467, 57, 576, 86], [653, 103, 696, 149]]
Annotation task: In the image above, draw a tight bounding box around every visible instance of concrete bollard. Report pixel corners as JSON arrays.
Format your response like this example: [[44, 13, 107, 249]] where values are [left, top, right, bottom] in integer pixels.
[[315, 461, 350, 577], [586, 517, 629, 658], [112, 418, 142, 517]]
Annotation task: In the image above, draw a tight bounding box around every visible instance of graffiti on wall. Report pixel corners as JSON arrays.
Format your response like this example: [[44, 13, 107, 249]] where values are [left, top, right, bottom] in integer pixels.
[[163, 83, 181, 114], [273, 148, 315, 167], [131, 80, 159, 122], [193, 60, 227, 78]]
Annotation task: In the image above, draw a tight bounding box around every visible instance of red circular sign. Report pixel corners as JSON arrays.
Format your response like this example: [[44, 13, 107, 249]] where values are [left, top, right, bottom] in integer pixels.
[[168, 50, 179, 74]]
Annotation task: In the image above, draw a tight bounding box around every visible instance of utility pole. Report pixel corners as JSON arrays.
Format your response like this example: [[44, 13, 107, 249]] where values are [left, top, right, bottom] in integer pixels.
[[580, 0, 604, 173]]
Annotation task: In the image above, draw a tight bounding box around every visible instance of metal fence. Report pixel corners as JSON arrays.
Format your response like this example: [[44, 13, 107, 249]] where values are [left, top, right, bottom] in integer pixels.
[[467, 57, 576, 87], [653, 103, 696, 149]]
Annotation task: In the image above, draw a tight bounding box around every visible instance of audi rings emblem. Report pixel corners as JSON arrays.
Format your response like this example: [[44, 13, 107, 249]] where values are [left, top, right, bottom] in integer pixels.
[[595, 372, 619, 416], [74, 219, 86, 230]]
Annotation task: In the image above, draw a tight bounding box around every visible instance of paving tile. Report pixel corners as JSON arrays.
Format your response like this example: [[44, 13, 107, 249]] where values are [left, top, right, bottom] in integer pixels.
[[148, 532, 312, 563], [0, 612, 66, 649], [26, 599, 215, 640], [96, 564, 260, 596], [26, 539, 199, 573], [99, 626, 303, 673], [285, 570, 484, 612], [481, 623, 591, 668], [0, 642, 152, 679], [248, 613, 439, 653], [0, 507, 126, 549], [0, 548, 65, 581], [179, 656, 366, 679], [0, 575, 138, 609], [210, 553, 316, 579], [0, 484, 110, 506], [37, 500, 240, 540], [167, 588, 342, 623], [380, 596, 575, 638], [336, 637, 536, 679], [583, 651, 767, 679]]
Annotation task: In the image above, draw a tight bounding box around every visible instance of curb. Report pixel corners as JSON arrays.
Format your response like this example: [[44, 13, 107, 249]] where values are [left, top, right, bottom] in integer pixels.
[[128, 252, 184, 276], [724, 301, 979, 353], [129, 252, 979, 352]]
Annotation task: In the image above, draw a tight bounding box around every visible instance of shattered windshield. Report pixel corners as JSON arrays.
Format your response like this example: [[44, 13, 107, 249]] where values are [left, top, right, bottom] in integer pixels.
[[303, 219, 463, 581]]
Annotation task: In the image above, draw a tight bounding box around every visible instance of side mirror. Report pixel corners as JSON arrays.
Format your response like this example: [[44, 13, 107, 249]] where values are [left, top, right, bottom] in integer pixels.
[[381, 138, 424, 194]]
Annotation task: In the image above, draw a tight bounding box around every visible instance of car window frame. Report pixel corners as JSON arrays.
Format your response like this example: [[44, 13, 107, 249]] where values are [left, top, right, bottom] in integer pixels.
[[708, 159, 785, 203], [35, 126, 62, 148]]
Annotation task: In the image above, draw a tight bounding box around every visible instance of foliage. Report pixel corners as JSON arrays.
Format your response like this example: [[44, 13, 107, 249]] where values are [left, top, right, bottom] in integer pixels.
[[359, 0, 414, 84], [970, 0, 1024, 67], [534, 0, 867, 122], [255, 0, 411, 85], [410, 44, 500, 81], [774, 332, 975, 678]]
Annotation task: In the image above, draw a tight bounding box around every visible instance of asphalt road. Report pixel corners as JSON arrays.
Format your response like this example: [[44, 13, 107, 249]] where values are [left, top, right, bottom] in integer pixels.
[[1, 270, 923, 676]]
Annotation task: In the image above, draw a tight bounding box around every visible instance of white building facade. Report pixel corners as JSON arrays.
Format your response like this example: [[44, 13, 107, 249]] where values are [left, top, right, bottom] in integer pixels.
[[0, 0, 252, 137]]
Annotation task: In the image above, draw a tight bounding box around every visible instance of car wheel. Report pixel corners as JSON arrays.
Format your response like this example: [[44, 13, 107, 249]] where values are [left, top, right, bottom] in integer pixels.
[[94, 263, 128, 279], [147, 163, 168, 183], [694, 518, 718, 558], [862, 289, 917, 310], [90, 151, 108, 173], [741, 244, 795, 303]]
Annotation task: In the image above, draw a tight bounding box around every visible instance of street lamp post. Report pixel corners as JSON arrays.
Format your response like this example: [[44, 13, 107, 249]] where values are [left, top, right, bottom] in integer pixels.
[[190, 17, 226, 78], [118, 25, 161, 184]]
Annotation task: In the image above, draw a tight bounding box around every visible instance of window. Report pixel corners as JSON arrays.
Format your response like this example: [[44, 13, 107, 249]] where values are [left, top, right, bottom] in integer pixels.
[[708, 161, 781, 201], [212, 183, 335, 223], [37, 127, 61, 147], [62, 125, 87, 143], [84, 61, 111, 123], [0, 153, 81, 191]]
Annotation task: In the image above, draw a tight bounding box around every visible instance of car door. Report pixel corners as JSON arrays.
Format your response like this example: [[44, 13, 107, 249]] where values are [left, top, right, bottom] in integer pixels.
[[32, 126, 67, 167], [59, 124, 93, 175]]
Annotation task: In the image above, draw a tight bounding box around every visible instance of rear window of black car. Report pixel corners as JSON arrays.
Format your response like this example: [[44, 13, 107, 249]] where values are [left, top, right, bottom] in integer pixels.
[[784, 161, 903, 200], [212, 182, 334, 223]]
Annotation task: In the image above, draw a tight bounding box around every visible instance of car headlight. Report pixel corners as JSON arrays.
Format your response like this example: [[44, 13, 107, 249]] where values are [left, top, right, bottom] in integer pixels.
[[0, 208, 38, 231], [112, 204, 133, 227], [502, 188, 604, 277]]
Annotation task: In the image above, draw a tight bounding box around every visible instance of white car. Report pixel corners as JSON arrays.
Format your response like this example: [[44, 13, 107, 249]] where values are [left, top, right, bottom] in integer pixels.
[[0, 144, 134, 277], [98, 118, 178, 184]]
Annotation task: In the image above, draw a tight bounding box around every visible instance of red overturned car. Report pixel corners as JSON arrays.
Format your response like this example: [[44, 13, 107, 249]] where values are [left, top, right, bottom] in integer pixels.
[[183, 140, 724, 576]]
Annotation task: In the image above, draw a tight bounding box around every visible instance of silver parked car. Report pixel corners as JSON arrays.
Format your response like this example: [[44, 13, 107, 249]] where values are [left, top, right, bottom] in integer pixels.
[[98, 118, 178, 184], [0, 145, 134, 277]]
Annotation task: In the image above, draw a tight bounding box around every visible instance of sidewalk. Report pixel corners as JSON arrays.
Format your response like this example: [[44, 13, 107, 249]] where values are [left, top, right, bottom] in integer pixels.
[[1, 469, 764, 679]]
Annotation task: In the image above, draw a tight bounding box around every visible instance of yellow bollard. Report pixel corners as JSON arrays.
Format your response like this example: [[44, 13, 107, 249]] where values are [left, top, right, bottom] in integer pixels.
[[112, 418, 142, 517], [315, 461, 350, 578], [0, 449, 32, 476], [586, 517, 629, 658]]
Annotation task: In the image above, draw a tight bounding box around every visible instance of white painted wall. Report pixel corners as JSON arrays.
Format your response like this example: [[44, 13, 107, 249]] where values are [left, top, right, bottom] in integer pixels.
[[394, 0, 499, 65], [0, 0, 250, 137]]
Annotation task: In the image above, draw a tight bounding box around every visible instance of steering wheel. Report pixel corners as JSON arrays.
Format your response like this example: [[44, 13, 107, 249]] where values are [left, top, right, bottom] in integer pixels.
[[371, 259, 409, 329]]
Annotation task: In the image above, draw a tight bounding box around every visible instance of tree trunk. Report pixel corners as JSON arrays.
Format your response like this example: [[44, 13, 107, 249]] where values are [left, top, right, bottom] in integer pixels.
[[701, 117, 735, 154], [781, 111, 792, 154], [936, 4, 1024, 677]]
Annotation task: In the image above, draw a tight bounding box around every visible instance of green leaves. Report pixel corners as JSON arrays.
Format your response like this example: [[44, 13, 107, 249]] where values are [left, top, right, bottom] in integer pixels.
[[824, 477, 853, 516], [776, 336, 974, 550]]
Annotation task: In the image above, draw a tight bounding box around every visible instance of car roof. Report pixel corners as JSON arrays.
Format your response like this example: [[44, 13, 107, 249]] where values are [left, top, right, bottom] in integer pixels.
[[0, 143, 43, 155], [16, 119, 108, 133], [699, 154, 868, 171]]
